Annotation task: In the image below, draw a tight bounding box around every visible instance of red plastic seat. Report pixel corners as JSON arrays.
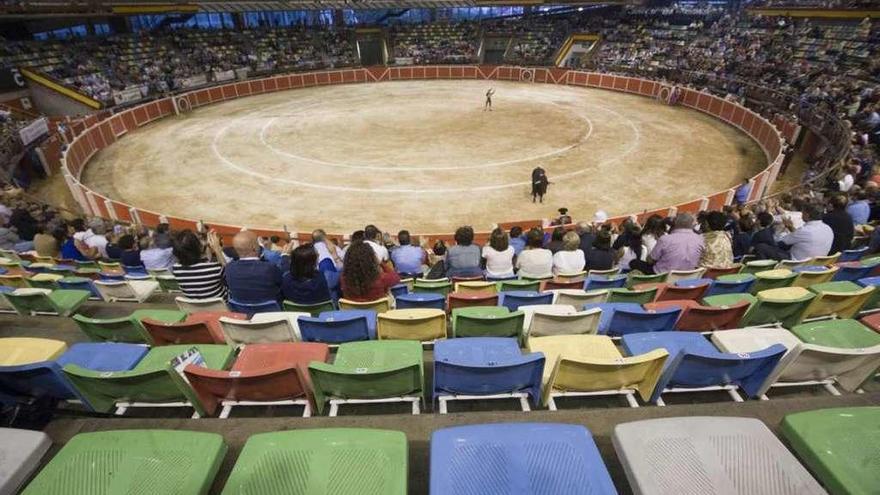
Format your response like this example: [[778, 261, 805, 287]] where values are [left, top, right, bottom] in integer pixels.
[[646, 299, 749, 332], [541, 279, 585, 291], [859, 312, 880, 334], [451, 275, 484, 283], [142, 311, 246, 345], [656, 283, 709, 302], [184, 342, 330, 417], [447, 292, 499, 313], [703, 265, 742, 279]]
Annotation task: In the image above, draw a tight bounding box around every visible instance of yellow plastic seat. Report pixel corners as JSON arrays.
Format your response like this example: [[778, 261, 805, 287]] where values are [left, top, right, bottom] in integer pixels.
[[809, 253, 841, 266], [338, 297, 391, 314], [0, 337, 68, 366], [0, 274, 29, 289], [554, 271, 587, 282], [453, 281, 497, 295], [377, 308, 447, 343], [792, 267, 839, 288], [527, 335, 668, 409], [804, 285, 875, 321]]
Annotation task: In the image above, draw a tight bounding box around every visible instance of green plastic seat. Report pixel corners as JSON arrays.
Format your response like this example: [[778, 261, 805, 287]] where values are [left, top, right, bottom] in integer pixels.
[[716, 273, 756, 283], [156, 275, 181, 292], [309, 340, 424, 415], [221, 429, 407, 495], [782, 407, 880, 495], [703, 293, 757, 307], [25, 273, 63, 290], [73, 309, 187, 342], [412, 280, 452, 296], [740, 259, 779, 275], [63, 344, 235, 415], [4, 289, 90, 316], [626, 271, 668, 289], [707, 287, 814, 328], [22, 429, 226, 495], [283, 299, 336, 317], [451, 306, 524, 339], [790, 319, 880, 349], [750, 269, 798, 294], [607, 287, 657, 304], [498, 279, 541, 292]]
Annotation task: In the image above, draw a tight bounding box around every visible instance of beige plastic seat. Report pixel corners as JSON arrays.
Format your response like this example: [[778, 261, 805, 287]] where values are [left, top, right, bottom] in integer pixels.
[[528, 334, 668, 409], [453, 281, 497, 295], [792, 267, 839, 288], [803, 284, 875, 320], [551, 289, 608, 306], [665, 268, 706, 284], [93, 279, 160, 303], [175, 296, 229, 313], [527, 308, 602, 338], [338, 297, 391, 313], [250, 311, 310, 341], [218, 315, 298, 345], [377, 308, 447, 344], [517, 304, 576, 332]]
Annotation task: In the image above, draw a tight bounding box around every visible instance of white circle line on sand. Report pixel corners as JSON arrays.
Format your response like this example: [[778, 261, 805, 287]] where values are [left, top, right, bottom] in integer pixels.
[[255, 96, 595, 171], [210, 90, 642, 193]]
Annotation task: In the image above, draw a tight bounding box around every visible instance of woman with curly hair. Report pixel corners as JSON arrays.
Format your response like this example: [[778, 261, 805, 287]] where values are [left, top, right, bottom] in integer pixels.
[[340, 241, 401, 301]]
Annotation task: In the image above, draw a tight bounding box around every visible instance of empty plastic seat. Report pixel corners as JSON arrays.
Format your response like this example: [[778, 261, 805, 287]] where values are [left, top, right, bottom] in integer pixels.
[[21, 430, 226, 495], [309, 340, 424, 416], [712, 326, 880, 396], [223, 428, 406, 495], [377, 308, 447, 343], [0, 428, 51, 495], [791, 318, 880, 349], [338, 297, 391, 313], [839, 247, 869, 262], [0, 337, 67, 366], [281, 299, 335, 316], [498, 279, 541, 292], [551, 288, 608, 306], [155, 275, 181, 293], [25, 273, 62, 290], [778, 258, 813, 271], [57, 276, 100, 299], [591, 303, 680, 337], [395, 292, 446, 310], [740, 259, 779, 274], [831, 262, 873, 282], [702, 264, 742, 279], [430, 423, 616, 495], [859, 311, 880, 333], [218, 315, 299, 345], [517, 304, 576, 331], [451, 306, 524, 339], [750, 268, 798, 293], [781, 407, 880, 495], [706, 286, 815, 328], [588, 267, 620, 276], [527, 307, 602, 338], [651, 282, 709, 302], [0, 274, 28, 288], [433, 337, 544, 412], [454, 280, 497, 294], [706, 273, 755, 295], [607, 287, 657, 304], [73, 309, 187, 342], [447, 292, 499, 312], [175, 296, 229, 313], [498, 290, 553, 311], [299, 311, 373, 344], [804, 281, 874, 320], [227, 298, 281, 315], [141, 311, 245, 345], [63, 344, 235, 416], [613, 417, 825, 495], [627, 271, 668, 288], [541, 279, 585, 291], [554, 271, 587, 282], [791, 265, 839, 288], [620, 331, 786, 404], [665, 268, 706, 284], [855, 275, 880, 312], [185, 342, 330, 418], [584, 274, 627, 290], [528, 334, 667, 409], [390, 283, 408, 299], [810, 253, 841, 266], [93, 279, 160, 302], [4, 288, 89, 317], [646, 299, 749, 332], [413, 279, 453, 295]]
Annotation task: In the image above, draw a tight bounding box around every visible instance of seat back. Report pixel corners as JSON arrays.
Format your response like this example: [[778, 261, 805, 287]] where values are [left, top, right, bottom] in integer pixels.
[[707, 275, 755, 296], [26, 274, 62, 290], [395, 292, 446, 310], [226, 299, 282, 315], [554, 271, 587, 282], [552, 289, 608, 306], [4, 289, 57, 315], [542, 279, 586, 291], [453, 310, 524, 338], [93, 280, 136, 302], [528, 310, 602, 338], [218, 317, 297, 345], [447, 292, 499, 312], [338, 297, 391, 313], [666, 268, 706, 284], [498, 279, 541, 292], [809, 253, 841, 266], [606, 306, 681, 336], [832, 264, 873, 282], [298, 315, 371, 344], [0, 275, 29, 289], [156, 275, 180, 292], [742, 289, 815, 328], [58, 277, 99, 298], [175, 296, 229, 313], [839, 247, 869, 262], [434, 349, 545, 405], [500, 291, 553, 311], [657, 284, 708, 302], [377, 309, 446, 342], [548, 348, 669, 403], [804, 286, 875, 320], [741, 260, 778, 274], [454, 281, 497, 295], [0, 361, 85, 405], [607, 287, 658, 304], [281, 299, 335, 316], [792, 267, 839, 288], [772, 343, 880, 393], [413, 280, 453, 296], [141, 318, 225, 346], [585, 275, 627, 290], [675, 301, 750, 332], [626, 272, 668, 288], [750, 270, 798, 293], [72, 314, 145, 343]]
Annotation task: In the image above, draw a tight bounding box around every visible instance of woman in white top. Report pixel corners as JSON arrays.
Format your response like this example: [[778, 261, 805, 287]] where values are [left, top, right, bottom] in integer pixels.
[[482, 228, 515, 279], [516, 228, 553, 279], [552, 231, 586, 275]]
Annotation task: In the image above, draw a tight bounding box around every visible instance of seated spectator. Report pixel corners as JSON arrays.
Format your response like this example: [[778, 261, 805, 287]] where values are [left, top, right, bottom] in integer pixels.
[[516, 228, 553, 279], [341, 241, 400, 301], [425, 240, 448, 280], [171, 229, 227, 300], [390, 230, 426, 277], [699, 211, 734, 268], [618, 224, 645, 269], [225, 230, 283, 304], [641, 215, 666, 254], [55, 225, 88, 261], [364, 224, 389, 262], [755, 203, 834, 260], [585, 228, 615, 271], [733, 215, 755, 259], [752, 211, 776, 248], [847, 189, 871, 225], [508, 226, 526, 256], [631, 213, 703, 274], [446, 226, 482, 278], [824, 194, 855, 256], [312, 229, 343, 270], [85, 219, 110, 259], [8, 205, 37, 251], [483, 228, 515, 279], [546, 227, 566, 254], [139, 233, 176, 271], [553, 231, 586, 275], [32, 224, 59, 258], [117, 234, 143, 268], [282, 243, 331, 304], [575, 222, 595, 254]]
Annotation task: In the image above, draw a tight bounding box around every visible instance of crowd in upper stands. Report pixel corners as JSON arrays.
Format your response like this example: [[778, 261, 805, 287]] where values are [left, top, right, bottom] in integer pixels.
[[0, 107, 29, 166]]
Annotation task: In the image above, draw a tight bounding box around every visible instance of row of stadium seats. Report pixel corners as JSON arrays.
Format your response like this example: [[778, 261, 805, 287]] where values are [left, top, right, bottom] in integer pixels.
[[3, 409, 878, 494]]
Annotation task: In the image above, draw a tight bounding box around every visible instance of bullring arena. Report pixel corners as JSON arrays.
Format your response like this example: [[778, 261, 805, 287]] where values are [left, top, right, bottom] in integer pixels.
[[66, 66, 784, 237]]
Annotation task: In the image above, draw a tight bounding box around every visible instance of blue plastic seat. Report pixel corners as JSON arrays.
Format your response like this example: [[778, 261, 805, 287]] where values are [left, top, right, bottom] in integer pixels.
[[673, 278, 713, 289], [227, 299, 281, 316], [433, 337, 544, 411], [395, 292, 446, 311], [582, 302, 642, 334], [98, 272, 126, 281], [299, 312, 373, 343], [0, 343, 147, 411], [122, 265, 149, 277], [620, 332, 786, 403], [833, 264, 874, 282], [584, 274, 627, 291], [318, 310, 377, 339], [56, 278, 101, 299], [498, 291, 553, 312], [602, 305, 681, 337], [839, 247, 869, 262], [430, 423, 617, 495], [390, 283, 409, 299], [705, 275, 755, 296]]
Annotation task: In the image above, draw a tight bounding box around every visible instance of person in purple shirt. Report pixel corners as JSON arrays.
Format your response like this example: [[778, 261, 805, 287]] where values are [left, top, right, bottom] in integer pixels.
[[630, 213, 704, 274]]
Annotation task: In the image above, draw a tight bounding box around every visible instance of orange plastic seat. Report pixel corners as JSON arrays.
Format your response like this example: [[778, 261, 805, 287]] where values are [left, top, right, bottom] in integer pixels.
[[656, 283, 709, 302], [184, 342, 330, 417], [447, 292, 499, 312], [703, 265, 742, 279], [858, 312, 880, 334], [142, 311, 247, 345], [542, 279, 586, 291], [646, 299, 750, 332]]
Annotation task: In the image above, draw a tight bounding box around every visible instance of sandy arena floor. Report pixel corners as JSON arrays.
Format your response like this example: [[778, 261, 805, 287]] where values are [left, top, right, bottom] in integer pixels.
[[82, 80, 765, 234]]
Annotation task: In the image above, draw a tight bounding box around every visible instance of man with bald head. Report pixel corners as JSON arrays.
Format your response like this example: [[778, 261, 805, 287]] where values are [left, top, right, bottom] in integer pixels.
[[224, 230, 283, 308]]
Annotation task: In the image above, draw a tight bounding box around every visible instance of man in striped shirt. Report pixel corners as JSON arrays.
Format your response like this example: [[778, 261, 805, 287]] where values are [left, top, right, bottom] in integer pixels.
[[171, 229, 228, 300]]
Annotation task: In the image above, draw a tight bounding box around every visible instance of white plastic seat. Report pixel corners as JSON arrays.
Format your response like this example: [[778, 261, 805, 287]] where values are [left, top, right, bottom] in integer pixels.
[[174, 296, 229, 313], [218, 315, 299, 345], [527, 308, 602, 338], [93, 279, 160, 303], [249, 311, 310, 341], [0, 428, 51, 495], [516, 304, 576, 332]]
